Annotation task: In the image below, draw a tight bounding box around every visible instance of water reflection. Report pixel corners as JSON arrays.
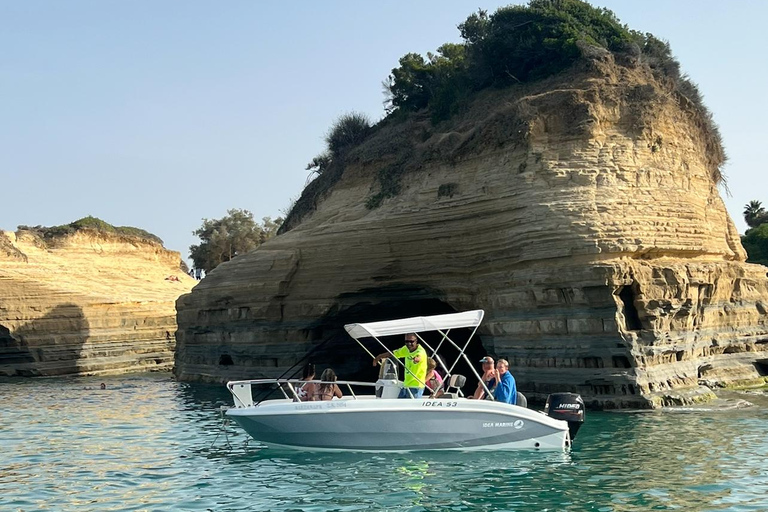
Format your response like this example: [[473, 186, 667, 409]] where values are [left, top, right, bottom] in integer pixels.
[[1, 375, 767, 511]]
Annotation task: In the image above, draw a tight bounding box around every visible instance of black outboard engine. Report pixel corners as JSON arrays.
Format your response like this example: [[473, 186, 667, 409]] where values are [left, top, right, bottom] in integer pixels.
[[545, 393, 585, 441]]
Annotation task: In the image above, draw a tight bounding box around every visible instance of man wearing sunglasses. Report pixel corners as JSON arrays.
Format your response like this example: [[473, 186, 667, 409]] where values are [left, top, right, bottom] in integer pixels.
[[373, 333, 427, 398]]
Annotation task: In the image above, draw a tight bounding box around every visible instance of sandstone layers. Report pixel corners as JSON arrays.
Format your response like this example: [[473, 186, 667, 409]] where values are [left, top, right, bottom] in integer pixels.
[[0, 230, 196, 376], [175, 51, 768, 407]]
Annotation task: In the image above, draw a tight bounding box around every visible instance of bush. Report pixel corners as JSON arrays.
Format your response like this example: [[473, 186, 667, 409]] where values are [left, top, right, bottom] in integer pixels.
[[302, 113, 372, 186], [17, 216, 163, 245], [383, 0, 725, 178], [305, 152, 332, 175], [742, 224, 768, 266], [326, 112, 372, 157], [387, 1, 637, 118]]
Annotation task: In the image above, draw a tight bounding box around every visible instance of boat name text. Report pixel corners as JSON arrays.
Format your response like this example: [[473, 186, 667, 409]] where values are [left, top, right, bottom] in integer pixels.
[[421, 401, 458, 407], [294, 401, 349, 411]]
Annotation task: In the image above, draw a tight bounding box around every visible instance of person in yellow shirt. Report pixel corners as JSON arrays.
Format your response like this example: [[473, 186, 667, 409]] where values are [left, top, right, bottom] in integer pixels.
[[373, 333, 427, 398]]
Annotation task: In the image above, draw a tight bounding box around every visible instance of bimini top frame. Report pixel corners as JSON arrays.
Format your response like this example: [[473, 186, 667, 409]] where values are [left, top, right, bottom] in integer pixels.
[[344, 310, 484, 341], [344, 309, 490, 398]]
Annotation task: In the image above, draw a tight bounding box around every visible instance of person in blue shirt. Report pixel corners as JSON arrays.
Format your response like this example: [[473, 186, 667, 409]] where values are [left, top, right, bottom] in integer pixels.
[[492, 359, 517, 405]]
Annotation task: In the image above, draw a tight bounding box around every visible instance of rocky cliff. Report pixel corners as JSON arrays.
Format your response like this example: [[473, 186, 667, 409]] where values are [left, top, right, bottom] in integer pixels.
[[175, 50, 768, 408], [0, 229, 196, 376]]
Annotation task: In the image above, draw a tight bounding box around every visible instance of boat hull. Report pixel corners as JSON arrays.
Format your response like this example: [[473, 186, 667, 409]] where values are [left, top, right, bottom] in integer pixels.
[[226, 397, 570, 452]]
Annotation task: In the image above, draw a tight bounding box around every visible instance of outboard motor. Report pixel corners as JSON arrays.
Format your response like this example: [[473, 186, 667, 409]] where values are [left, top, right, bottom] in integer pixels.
[[545, 393, 585, 441]]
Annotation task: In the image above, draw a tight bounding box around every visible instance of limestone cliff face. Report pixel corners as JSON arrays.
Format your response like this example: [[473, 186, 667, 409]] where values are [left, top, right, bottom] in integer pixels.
[[0, 230, 196, 376], [175, 52, 768, 407]]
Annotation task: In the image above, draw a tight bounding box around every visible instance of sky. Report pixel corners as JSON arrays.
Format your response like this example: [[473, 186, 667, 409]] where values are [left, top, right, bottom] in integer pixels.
[[2, 1, 766, 264]]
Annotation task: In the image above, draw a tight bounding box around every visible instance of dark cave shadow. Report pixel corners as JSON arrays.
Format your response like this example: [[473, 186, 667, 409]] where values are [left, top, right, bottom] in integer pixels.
[[0, 303, 90, 377], [296, 285, 488, 395]]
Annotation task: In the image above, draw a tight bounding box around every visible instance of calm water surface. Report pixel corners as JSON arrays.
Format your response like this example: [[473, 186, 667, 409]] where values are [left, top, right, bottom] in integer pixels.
[[1, 374, 767, 511]]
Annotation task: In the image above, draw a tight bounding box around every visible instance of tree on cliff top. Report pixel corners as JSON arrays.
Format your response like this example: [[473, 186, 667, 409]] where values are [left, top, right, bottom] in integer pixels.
[[189, 209, 282, 272], [382, 0, 723, 165], [744, 200, 767, 228], [742, 200, 768, 266]]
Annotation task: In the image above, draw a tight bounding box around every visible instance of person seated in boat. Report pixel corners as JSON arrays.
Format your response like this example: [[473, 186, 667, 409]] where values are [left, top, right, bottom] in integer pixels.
[[468, 356, 497, 399], [297, 362, 316, 401], [425, 357, 444, 397], [492, 359, 517, 405], [373, 333, 427, 398], [311, 368, 343, 401]]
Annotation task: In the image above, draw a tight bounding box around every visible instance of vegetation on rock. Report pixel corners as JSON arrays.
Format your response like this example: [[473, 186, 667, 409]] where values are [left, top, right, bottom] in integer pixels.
[[385, 2, 716, 123], [189, 209, 282, 272], [18, 216, 163, 245], [742, 200, 768, 266], [306, 112, 373, 177], [281, 113, 373, 233], [282, 0, 726, 231]]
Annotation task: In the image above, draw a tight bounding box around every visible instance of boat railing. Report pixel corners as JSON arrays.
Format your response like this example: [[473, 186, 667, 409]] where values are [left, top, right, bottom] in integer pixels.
[[227, 378, 379, 408]]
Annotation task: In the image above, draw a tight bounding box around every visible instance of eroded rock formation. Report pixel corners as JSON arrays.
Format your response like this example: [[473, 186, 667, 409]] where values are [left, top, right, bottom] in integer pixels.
[[0, 230, 196, 376], [175, 51, 768, 407]]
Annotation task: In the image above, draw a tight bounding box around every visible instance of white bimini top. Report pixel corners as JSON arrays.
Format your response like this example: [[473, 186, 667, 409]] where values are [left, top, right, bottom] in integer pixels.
[[344, 310, 484, 340]]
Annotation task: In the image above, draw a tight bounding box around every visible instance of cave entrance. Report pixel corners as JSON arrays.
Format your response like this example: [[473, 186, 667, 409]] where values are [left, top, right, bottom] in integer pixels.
[[618, 285, 642, 331], [298, 287, 488, 394]]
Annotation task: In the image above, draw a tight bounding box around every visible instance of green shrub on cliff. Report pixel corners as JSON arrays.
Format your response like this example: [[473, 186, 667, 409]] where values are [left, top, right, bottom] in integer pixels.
[[189, 209, 282, 272], [386, 1, 635, 117], [742, 224, 768, 267], [17, 216, 163, 245], [326, 113, 372, 158], [386, 0, 718, 135]]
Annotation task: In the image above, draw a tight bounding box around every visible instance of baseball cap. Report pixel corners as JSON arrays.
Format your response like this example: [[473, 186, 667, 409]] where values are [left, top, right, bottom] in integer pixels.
[[479, 356, 494, 363]]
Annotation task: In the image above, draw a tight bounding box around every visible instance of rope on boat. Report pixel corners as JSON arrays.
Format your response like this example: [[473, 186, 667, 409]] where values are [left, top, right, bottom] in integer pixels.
[[211, 406, 233, 450]]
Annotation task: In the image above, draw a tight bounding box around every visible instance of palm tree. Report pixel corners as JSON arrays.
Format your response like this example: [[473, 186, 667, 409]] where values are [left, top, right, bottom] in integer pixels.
[[744, 200, 766, 228]]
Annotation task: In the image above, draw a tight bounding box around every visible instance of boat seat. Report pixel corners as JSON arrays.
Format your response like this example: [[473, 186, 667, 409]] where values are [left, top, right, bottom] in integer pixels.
[[516, 391, 527, 408], [440, 374, 466, 399]]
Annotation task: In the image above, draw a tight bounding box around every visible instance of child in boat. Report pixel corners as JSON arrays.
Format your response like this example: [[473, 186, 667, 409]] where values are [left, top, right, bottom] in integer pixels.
[[426, 358, 444, 397]]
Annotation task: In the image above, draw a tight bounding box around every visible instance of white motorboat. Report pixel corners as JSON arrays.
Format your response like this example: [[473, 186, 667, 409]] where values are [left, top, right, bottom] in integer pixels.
[[225, 310, 585, 452]]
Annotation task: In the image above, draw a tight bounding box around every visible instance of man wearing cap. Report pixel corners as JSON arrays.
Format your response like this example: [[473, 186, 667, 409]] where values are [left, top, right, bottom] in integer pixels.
[[373, 333, 427, 398], [469, 356, 497, 399]]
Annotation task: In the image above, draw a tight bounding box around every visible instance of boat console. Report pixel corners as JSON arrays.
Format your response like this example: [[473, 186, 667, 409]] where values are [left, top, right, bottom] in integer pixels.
[[375, 358, 400, 398]]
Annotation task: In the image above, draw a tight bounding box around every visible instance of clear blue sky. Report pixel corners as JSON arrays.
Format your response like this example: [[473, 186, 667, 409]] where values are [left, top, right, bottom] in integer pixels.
[[2, 1, 765, 263]]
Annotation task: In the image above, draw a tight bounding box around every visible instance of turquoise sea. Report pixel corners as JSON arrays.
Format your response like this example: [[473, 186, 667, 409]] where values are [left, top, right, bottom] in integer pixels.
[[2, 374, 767, 512]]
